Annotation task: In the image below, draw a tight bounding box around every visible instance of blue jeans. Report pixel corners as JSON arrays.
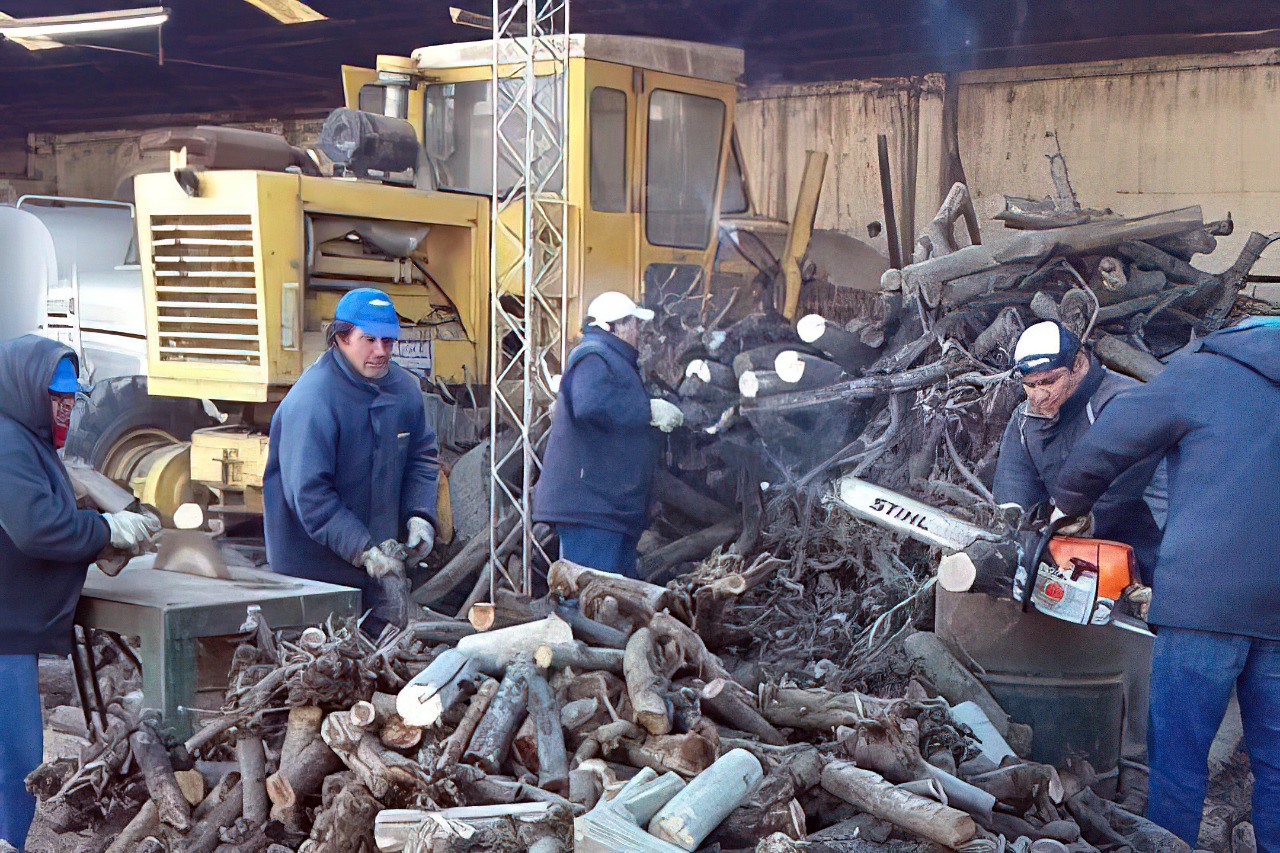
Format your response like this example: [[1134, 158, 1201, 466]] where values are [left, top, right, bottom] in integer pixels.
[[557, 524, 639, 579], [1149, 627, 1280, 850], [0, 655, 42, 851]]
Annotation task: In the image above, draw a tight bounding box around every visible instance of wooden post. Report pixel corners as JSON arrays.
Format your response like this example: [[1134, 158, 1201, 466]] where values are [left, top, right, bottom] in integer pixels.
[[779, 150, 828, 319]]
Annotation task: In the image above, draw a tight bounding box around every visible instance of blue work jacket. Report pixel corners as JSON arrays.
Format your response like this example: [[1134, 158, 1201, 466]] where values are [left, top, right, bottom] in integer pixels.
[[263, 349, 438, 611]]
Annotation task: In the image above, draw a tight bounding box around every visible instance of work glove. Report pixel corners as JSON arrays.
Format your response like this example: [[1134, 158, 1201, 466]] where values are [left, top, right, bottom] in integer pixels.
[[101, 510, 162, 556], [359, 545, 405, 579], [406, 516, 436, 563], [1050, 507, 1094, 537], [649, 398, 684, 433]]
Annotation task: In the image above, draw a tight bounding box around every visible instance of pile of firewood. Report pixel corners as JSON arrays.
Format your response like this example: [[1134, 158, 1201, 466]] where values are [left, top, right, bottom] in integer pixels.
[[30, 559, 1189, 853]]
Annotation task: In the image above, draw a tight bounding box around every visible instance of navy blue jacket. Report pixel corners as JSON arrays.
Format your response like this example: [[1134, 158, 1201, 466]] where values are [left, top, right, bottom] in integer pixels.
[[0, 336, 110, 655], [1053, 321, 1280, 639], [534, 327, 657, 539], [264, 349, 438, 613], [993, 357, 1163, 582]]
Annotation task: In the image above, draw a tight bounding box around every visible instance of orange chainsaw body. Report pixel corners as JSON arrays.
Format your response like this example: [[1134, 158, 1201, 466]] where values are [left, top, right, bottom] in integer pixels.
[[1046, 536, 1137, 600]]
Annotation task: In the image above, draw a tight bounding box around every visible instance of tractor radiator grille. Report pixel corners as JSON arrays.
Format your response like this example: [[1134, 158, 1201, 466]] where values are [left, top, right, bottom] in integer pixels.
[[150, 214, 262, 366]]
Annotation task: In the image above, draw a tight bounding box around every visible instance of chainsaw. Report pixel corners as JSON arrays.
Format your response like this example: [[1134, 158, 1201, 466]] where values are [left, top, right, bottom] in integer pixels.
[[832, 474, 1152, 635]]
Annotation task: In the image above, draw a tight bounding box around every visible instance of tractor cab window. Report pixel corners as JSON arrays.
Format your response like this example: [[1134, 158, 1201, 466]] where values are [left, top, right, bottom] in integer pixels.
[[589, 87, 628, 212], [645, 90, 726, 249], [423, 78, 564, 196]]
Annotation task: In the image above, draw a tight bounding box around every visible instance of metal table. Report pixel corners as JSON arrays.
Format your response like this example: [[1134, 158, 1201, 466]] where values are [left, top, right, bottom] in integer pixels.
[[77, 563, 361, 737]]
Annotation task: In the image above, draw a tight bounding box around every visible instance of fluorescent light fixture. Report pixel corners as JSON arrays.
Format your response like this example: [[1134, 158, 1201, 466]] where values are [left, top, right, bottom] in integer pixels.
[[241, 0, 326, 24], [0, 6, 169, 40], [0, 12, 61, 49]]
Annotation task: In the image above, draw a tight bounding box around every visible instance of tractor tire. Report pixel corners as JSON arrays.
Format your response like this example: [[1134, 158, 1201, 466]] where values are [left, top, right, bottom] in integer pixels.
[[64, 375, 213, 470]]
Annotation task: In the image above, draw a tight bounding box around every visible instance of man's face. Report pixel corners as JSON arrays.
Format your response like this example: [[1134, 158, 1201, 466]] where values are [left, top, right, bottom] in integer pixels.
[[610, 316, 642, 347], [49, 392, 75, 449], [1022, 352, 1087, 417], [337, 327, 395, 379]]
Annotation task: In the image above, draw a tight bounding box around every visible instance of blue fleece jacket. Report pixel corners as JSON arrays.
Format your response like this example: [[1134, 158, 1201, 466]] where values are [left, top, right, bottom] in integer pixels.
[[263, 349, 438, 612], [534, 327, 657, 538], [0, 336, 110, 655], [1053, 320, 1280, 639]]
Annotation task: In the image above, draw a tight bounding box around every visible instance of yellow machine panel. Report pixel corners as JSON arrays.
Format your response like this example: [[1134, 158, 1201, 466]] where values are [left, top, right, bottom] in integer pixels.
[[135, 170, 490, 402]]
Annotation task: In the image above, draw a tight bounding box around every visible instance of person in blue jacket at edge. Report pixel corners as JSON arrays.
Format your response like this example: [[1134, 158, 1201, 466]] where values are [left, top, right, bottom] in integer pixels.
[[535, 292, 683, 579], [263, 288, 439, 636], [1051, 316, 1280, 850], [0, 336, 159, 850]]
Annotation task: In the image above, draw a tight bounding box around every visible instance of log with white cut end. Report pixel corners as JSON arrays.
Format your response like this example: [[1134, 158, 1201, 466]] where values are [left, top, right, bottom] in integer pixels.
[[453, 614, 574, 675], [796, 313, 881, 374], [772, 349, 848, 389], [700, 678, 785, 746], [821, 760, 977, 849], [679, 359, 737, 403], [396, 647, 482, 727], [647, 748, 765, 851]]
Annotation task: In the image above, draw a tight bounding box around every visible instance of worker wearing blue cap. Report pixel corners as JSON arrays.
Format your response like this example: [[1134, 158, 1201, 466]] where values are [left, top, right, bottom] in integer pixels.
[[0, 336, 158, 849], [263, 289, 440, 634]]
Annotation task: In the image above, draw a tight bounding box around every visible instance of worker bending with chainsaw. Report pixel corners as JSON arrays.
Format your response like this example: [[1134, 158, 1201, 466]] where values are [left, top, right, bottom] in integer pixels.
[[263, 288, 439, 635], [535, 292, 682, 579], [1053, 317, 1280, 850], [0, 336, 158, 850], [992, 320, 1162, 583]]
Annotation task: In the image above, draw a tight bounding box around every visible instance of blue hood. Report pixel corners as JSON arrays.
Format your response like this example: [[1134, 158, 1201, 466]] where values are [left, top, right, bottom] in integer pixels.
[[1200, 317, 1280, 384]]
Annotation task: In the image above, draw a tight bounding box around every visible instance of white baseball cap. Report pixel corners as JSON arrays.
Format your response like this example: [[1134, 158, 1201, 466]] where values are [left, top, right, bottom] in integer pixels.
[[1013, 320, 1081, 375], [586, 291, 655, 330]]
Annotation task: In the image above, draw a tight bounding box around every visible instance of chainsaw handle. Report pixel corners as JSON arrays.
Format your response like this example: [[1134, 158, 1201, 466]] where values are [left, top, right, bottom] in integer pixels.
[[1020, 510, 1075, 613]]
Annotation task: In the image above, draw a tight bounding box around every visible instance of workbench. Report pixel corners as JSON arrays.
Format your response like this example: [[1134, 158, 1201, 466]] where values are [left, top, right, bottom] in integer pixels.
[[77, 563, 361, 737]]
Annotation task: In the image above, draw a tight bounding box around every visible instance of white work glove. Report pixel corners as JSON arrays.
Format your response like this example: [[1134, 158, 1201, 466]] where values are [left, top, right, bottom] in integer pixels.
[[406, 516, 436, 562], [1050, 506, 1094, 537], [359, 546, 405, 579], [101, 510, 162, 556], [649, 398, 684, 433]]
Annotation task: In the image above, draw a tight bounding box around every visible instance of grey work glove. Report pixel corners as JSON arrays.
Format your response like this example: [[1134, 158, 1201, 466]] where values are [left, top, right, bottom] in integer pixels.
[[359, 546, 405, 579], [100, 510, 162, 556], [405, 516, 436, 563], [649, 398, 684, 433]]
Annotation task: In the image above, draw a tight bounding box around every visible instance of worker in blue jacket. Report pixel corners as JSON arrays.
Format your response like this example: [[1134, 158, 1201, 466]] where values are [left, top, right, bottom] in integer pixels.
[[264, 289, 439, 634], [1052, 317, 1280, 849], [534, 292, 681, 578], [0, 336, 158, 850], [993, 320, 1163, 581]]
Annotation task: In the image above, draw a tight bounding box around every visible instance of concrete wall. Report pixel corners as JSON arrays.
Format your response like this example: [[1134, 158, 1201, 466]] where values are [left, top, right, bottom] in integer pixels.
[[0, 118, 322, 204], [738, 49, 1280, 280]]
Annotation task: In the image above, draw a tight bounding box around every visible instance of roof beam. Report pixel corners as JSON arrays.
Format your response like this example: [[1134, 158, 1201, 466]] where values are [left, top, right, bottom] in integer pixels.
[[240, 0, 327, 25]]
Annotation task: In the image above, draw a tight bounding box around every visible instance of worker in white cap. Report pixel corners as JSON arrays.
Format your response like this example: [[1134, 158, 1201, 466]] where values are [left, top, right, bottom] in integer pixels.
[[534, 292, 682, 578], [992, 319, 1163, 582]]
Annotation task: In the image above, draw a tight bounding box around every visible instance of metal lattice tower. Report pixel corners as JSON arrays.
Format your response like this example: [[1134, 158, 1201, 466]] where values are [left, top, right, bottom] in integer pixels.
[[488, 0, 569, 597]]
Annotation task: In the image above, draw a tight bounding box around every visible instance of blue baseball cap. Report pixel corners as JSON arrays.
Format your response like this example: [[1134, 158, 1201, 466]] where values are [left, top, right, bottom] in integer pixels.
[[334, 288, 400, 340], [49, 357, 82, 394]]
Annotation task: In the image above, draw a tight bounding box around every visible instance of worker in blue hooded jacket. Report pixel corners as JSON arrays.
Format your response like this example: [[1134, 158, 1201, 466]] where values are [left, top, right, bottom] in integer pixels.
[[1052, 317, 1280, 849], [534, 292, 682, 578], [0, 335, 158, 850], [263, 289, 439, 635]]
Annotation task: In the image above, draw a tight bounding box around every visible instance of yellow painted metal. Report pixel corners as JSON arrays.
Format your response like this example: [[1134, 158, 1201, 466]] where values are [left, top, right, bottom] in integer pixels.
[[129, 442, 198, 528], [189, 425, 271, 512]]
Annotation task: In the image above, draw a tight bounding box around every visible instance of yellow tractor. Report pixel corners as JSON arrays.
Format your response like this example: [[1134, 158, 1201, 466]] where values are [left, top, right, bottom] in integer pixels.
[[106, 36, 743, 524]]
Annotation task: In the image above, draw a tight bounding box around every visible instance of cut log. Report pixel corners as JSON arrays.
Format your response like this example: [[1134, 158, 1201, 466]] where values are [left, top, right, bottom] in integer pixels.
[[647, 748, 765, 851], [320, 710, 428, 801], [184, 781, 246, 853], [700, 678, 785, 745], [463, 655, 532, 774], [760, 686, 893, 730], [396, 647, 482, 727], [305, 779, 381, 853], [234, 732, 268, 826], [1095, 334, 1166, 382], [376, 803, 559, 852], [796, 314, 881, 374], [649, 611, 732, 684], [773, 351, 848, 391], [623, 732, 717, 778], [966, 762, 1065, 807], [533, 642, 625, 674], [549, 560, 682, 624], [454, 615, 573, 675], [525, 667, 569, 794], [437, 676, 499, 772], [624, 628, 672, 736], [821, 761, 977, 849], [653, 469, 734, 526], [705, 770, 806, 848], [901, 632, 1011, 737], [129, 725, 192, 830]]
